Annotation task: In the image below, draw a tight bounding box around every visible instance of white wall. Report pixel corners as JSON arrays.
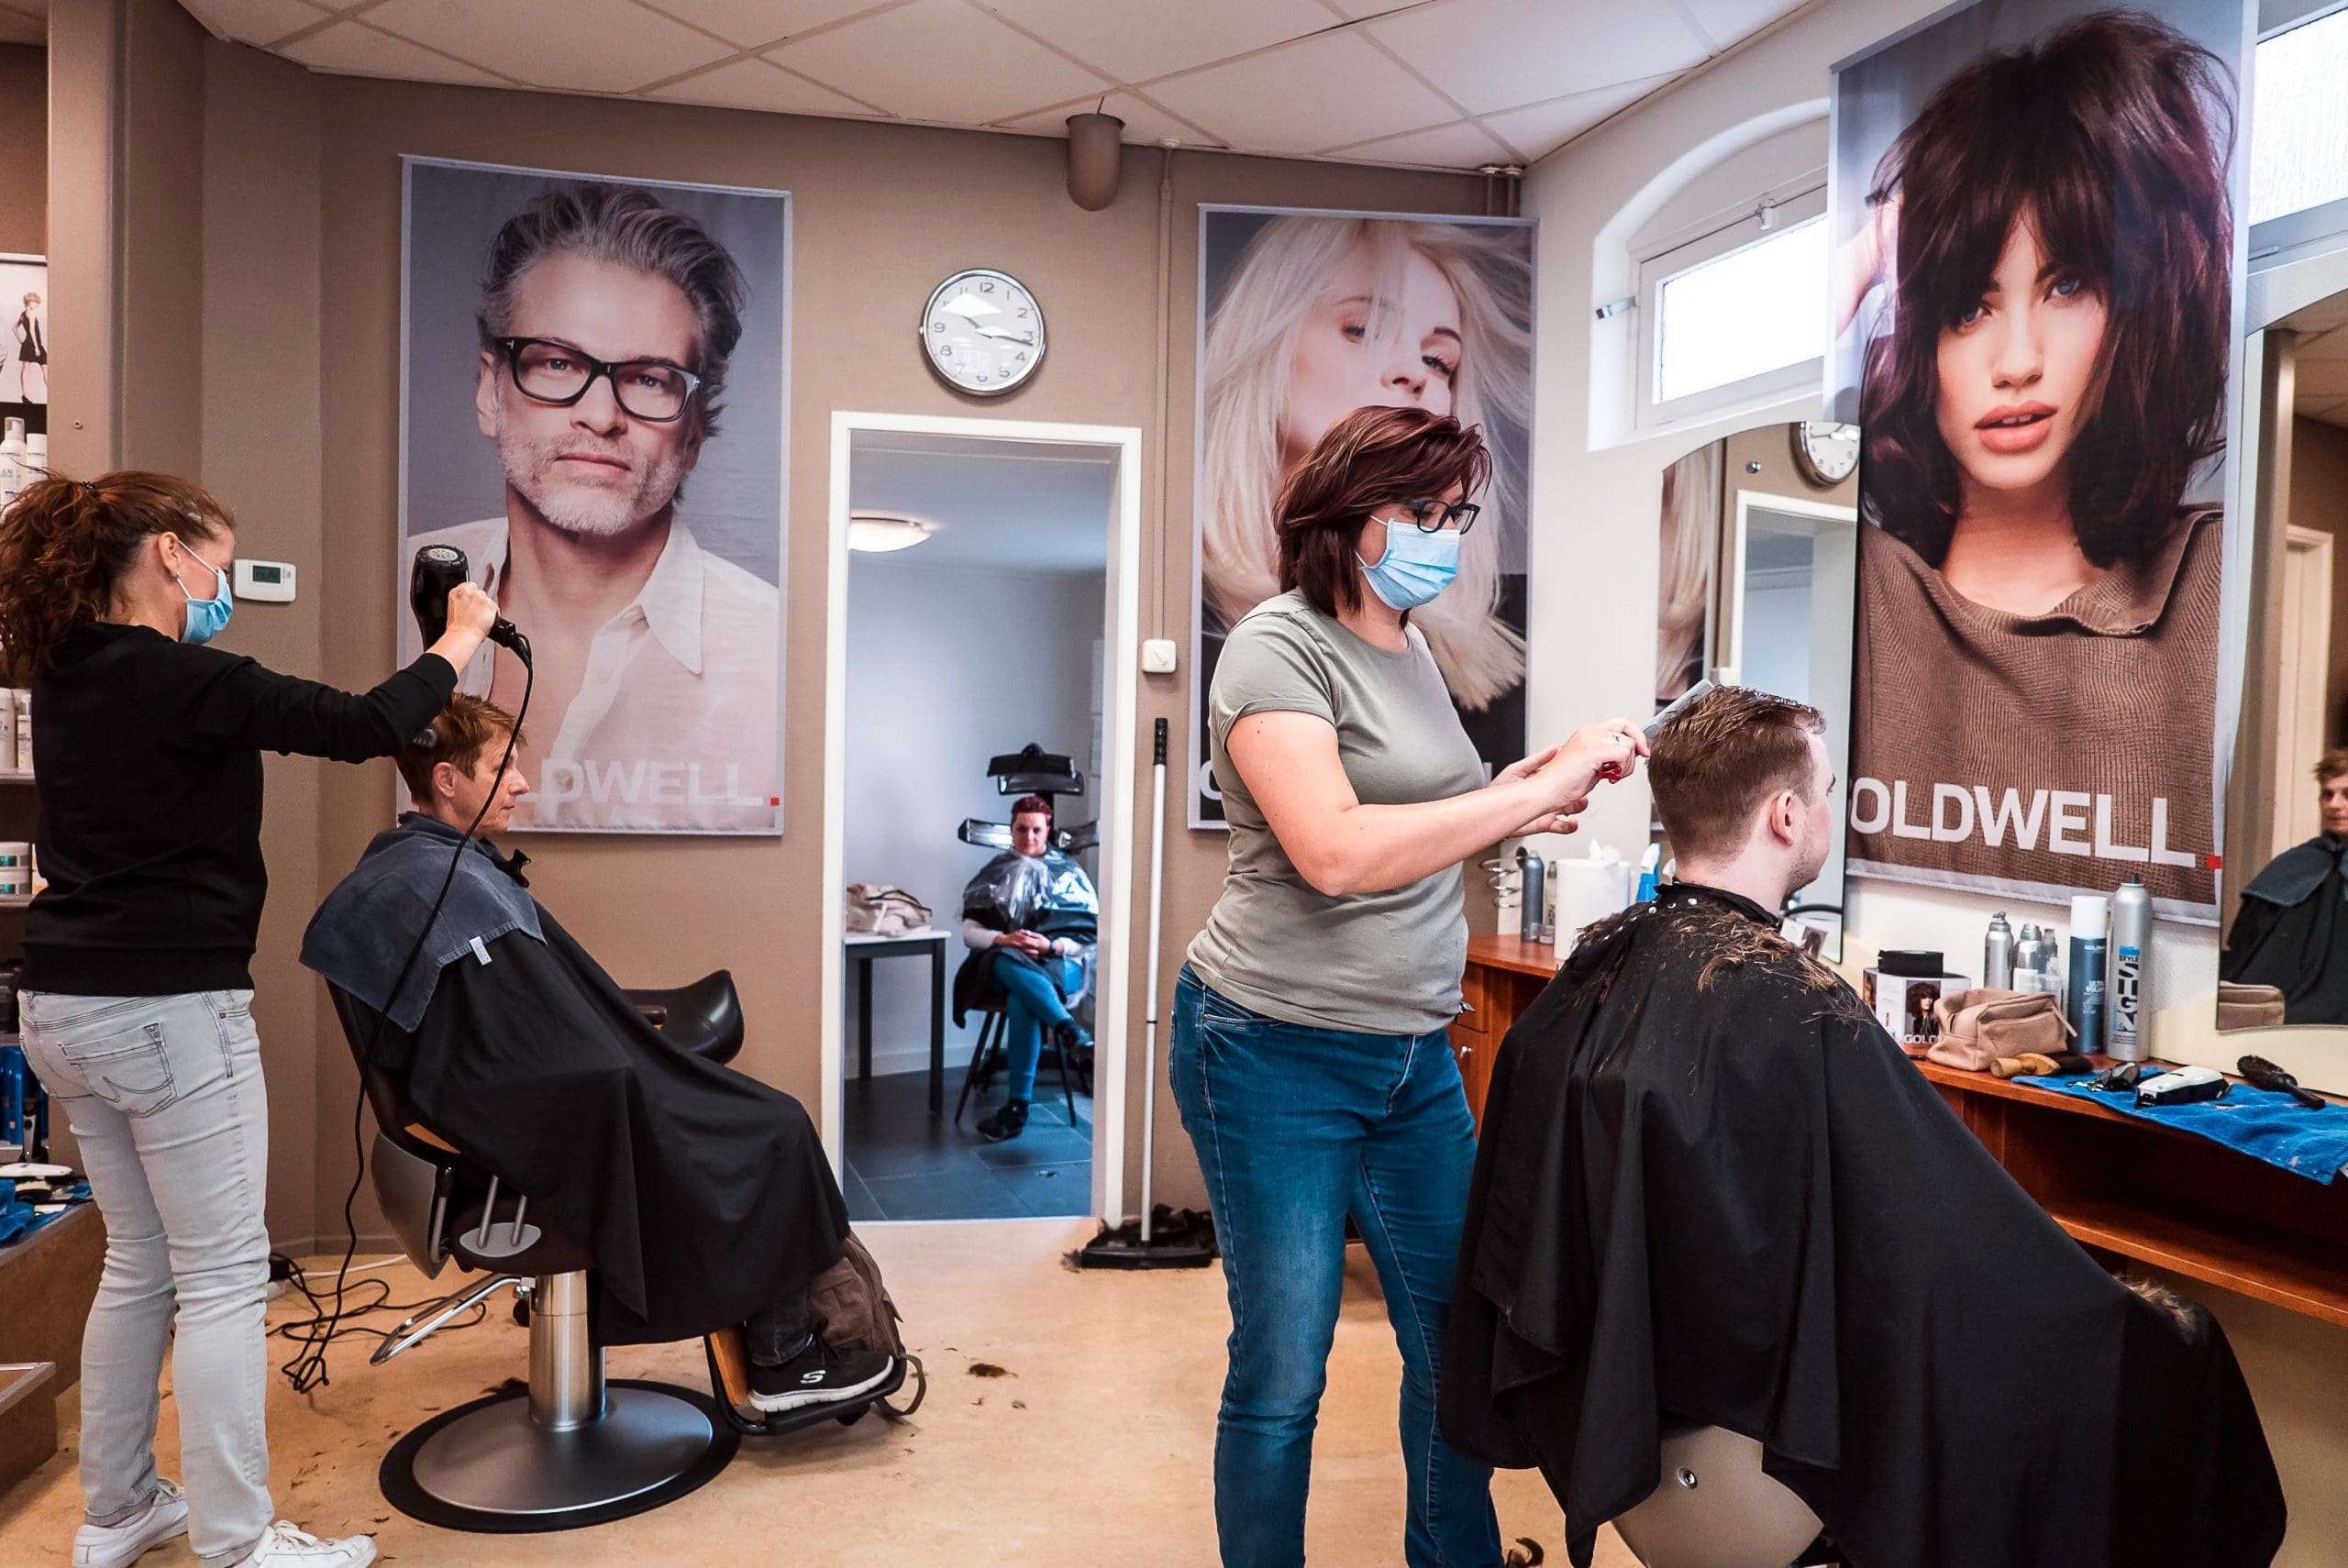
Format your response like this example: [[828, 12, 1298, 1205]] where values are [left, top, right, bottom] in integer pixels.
[[843, 558, 1104, 1076], [1520, 5, 2345, 1561]]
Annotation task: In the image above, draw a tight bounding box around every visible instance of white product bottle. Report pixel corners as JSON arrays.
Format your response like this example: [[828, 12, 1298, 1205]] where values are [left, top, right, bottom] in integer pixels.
[[25, 430, 46, 480], [13, 688, 28, 775], [0, 418, 28, 512]]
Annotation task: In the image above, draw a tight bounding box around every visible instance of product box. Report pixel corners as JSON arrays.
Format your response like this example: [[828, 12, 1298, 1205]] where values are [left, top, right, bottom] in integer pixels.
[[1862, 966, 1973, 1051]]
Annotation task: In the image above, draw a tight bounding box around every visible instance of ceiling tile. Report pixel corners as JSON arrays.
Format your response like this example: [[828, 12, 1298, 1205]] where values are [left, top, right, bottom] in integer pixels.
[[996, 89, 1223, 147], [645, 53, 879, 114], [1483, 72, 1676, 160], [1678, 0, 1809, 52], [277, 20, 509, 86], [1328, 116, 1511, 169], [770, 0, 1110, 125], [1366, 0, 1708, 115], [177, 0, 325, 47], [633, 0, 898, 50], [1146, 29, 1454, 157], [365, 0, 733, 94], [976, 0, 1333, 85]]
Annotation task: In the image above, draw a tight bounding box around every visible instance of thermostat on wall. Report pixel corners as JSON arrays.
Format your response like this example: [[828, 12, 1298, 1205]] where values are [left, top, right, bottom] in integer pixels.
[[235, 559, 297, 602]]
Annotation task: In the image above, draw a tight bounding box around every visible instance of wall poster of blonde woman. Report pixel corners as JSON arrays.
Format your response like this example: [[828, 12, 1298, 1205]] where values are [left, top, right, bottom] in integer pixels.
[[1191, 206, 1535, 827], [1831, 2, 2245, 920]]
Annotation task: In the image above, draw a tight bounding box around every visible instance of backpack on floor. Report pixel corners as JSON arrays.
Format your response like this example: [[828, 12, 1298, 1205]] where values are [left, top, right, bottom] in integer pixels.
[[807, 1231, 925, 1417]]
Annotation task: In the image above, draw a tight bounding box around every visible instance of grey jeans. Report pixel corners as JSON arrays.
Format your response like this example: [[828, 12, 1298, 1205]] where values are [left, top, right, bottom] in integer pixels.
[[22, 988, 273, 1568]]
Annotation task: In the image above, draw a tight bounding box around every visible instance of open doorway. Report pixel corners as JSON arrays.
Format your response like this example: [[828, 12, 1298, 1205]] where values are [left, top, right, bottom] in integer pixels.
[[819, 414, 1140, 1223]]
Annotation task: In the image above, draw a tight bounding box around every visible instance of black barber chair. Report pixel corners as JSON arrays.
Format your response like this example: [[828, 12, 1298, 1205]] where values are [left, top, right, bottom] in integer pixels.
[[330, 977, 753, 1533], [1611, 1423, 1844, 1568]]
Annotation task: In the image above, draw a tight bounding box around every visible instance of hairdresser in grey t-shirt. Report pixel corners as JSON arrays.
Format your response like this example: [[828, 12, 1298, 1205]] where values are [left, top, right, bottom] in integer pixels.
[[1171, 405, 1643, 1568]]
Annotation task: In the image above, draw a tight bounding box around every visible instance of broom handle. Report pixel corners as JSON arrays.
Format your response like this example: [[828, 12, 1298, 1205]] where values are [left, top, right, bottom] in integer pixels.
[[1140, 718, 1168, 1244]]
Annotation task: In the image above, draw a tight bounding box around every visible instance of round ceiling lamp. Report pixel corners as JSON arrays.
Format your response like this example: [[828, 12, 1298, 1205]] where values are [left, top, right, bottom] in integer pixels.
[[848, 512, 937, 553]]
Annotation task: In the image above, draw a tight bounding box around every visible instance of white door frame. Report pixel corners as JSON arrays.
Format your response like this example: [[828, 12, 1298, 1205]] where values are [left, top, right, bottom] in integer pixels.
[[820, 410, 1144, 1224], [2276, 523, 2335, 854]]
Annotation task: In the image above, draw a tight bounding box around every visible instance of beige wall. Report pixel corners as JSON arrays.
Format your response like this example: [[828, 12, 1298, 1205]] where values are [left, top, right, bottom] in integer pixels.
[[0, 46, 44, 259], [61, 3, 1502, 1244]]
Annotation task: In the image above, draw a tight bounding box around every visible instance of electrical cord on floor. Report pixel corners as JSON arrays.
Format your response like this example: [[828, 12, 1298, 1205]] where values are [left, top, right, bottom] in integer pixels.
[[269, 1251, 492, 1378], [280, 642, 533, 1395]]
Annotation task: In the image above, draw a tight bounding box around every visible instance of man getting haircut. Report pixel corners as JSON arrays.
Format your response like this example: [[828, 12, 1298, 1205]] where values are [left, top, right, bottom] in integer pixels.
[[1442, 685, 2284, 1568]]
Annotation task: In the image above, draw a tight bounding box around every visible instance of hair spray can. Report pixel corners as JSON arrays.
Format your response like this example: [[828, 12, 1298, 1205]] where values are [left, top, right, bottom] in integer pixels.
[[2109, 876, 2152, 1061], [1984, 911, 2014, 991], [2066, 895, 2110, 1048], [1518, 848, 1544, 944]]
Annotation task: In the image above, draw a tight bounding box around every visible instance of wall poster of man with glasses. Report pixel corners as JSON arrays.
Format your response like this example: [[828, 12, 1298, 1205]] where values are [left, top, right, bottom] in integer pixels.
[[400, 159, 790, 833]]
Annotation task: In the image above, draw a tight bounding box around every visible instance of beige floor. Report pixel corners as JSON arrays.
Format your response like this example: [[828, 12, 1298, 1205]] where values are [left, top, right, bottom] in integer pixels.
[[0, 1219, 1634, 1568]]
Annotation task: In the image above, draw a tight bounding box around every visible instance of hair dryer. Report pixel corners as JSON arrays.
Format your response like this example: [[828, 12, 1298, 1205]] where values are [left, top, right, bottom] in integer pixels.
[[409, 544, 527, 664]]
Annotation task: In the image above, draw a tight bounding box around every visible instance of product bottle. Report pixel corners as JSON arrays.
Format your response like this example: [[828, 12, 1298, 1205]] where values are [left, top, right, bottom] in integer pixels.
[[1518, 847, 1545, 944], [25, 431, 46, 483], [1984, 911, 2014, 990], [1541, 858, 1559, 945], [2109, 875, 2152, 1062], [0, 418, 28, 513], [1635, 842, 1661, 904], [2066, 895, 2110, 1048]]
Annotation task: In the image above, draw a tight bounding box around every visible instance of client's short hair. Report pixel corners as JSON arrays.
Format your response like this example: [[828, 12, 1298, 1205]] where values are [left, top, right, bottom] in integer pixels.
[[2317, 747, 2348, 787], [397, 694, 524, 804], [1649, 686, 1826, 861], [1009, 793, 1054, 825]]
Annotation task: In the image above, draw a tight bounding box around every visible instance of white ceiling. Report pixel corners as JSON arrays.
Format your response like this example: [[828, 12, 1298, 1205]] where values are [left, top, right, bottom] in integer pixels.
[[848, 433, 1115, 577], [2285, 289, 2348, 430], [170, 0, 1812, 172]]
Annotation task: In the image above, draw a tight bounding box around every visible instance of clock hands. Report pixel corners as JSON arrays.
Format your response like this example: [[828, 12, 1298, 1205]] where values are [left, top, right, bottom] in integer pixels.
[[969, 324, 1036, 347]]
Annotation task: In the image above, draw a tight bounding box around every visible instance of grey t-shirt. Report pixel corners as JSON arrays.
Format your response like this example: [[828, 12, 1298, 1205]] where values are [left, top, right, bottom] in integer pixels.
[[1189, 591, 1489, 1036]]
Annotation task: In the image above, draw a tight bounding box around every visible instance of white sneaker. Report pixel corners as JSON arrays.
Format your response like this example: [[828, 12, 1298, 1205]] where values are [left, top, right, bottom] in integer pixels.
[[231, 1522, 378, 1568], [72, 1479, 190, 1568]]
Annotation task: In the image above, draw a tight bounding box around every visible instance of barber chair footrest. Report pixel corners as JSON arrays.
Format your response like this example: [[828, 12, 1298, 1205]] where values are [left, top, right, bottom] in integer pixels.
[[380, 1379, 737, 1533], [703, 1341, 911, 1438]]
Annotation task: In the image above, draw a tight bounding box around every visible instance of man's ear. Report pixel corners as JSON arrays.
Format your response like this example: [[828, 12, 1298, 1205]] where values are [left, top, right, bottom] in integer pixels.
[[476, 348, 502, 441], [434, 758, 460, 804]]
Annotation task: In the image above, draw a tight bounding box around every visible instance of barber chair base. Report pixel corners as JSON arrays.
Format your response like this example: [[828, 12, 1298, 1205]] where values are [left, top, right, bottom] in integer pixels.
[[380, 1380, 737, 1534]]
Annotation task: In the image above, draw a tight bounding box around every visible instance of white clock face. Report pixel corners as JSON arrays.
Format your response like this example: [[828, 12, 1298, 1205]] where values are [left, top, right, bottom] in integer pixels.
[[921, 270, 1044, 395], [1798, 420, 1861, 484]]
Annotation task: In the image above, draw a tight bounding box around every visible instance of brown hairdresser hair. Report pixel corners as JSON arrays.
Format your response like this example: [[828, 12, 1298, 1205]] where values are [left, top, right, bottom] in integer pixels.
[[1648, 686, 1826, 862], [1861, 10, 2232, 569], [1009, 793, 1055, 826], [1276, 405, 1491, 620], [2316, 748, 2348, 787], [397, 694, 526, 805], [0, 470, 235, 683]]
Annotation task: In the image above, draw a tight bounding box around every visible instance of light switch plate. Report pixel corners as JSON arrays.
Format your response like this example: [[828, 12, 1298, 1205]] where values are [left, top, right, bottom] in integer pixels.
[[1141, 638, 1178, 674], [234, 559, 297, 602]]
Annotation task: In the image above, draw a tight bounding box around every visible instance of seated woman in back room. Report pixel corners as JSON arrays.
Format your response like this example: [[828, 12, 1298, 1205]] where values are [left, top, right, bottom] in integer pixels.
[[955, 793, 1097, 1143]]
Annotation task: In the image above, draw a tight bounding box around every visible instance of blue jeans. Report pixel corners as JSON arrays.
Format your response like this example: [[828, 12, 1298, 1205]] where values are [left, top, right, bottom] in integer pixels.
[[1168, 966, 1500, 1568], [996, 953, 1080, 1101], [20, 989, 275, 1568]]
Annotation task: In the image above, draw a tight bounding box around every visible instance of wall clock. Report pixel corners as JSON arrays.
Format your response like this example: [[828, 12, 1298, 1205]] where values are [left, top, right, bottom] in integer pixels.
[[920, 269, 1045, 395], [1792, 420, 1861, 486]]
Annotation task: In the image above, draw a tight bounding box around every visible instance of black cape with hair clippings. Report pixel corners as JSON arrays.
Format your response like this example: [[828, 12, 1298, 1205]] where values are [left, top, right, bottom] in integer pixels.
[[1440, 882, 2286, 1568]]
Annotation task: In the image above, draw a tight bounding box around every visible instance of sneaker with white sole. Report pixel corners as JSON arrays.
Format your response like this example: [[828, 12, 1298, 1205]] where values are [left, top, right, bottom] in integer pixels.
[[231, 1521, 378, 1568], [72, 1479, 190, 1568], [748, 1342, 897, 1415]]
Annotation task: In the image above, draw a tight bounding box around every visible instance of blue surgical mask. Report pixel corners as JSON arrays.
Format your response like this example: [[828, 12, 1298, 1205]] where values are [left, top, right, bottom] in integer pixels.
[[171, 534, 235, 645], [1357, 518, 1461, 611]]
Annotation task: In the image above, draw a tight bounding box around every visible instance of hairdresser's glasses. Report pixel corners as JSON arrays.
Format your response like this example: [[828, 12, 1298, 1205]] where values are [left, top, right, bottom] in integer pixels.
[[493, 337, 703, 423], [1393, 499, 1481, 535]]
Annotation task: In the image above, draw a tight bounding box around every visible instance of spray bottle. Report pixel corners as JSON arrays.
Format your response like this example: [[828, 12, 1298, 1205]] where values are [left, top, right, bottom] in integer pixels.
[[1635, 842, 1661, 905], [1517, 846, 1545, 944], [2066, 895, 2110, 1048], [2109, 875, 2152, 1061], [0, 418, 27, 513], [1984, 911, 2015, 991]]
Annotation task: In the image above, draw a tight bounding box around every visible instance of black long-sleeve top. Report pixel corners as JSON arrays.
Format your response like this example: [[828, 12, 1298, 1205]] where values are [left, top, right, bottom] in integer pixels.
[[22, 622, 459, 996]]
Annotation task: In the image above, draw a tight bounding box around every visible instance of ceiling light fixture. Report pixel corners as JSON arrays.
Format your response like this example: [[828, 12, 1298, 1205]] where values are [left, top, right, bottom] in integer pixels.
[[848, 512, 937, 553]]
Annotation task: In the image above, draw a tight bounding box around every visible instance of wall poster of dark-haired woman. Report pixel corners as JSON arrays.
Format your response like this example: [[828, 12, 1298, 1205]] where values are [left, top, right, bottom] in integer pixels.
[[1829, 0, 2248, 921]]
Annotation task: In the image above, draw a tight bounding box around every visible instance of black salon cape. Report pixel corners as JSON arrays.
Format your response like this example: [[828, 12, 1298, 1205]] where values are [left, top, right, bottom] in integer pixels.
[[356, 905, 848, 1347], [1441, 884, 2285, 1568], [2223, 837, 2348, 1024]]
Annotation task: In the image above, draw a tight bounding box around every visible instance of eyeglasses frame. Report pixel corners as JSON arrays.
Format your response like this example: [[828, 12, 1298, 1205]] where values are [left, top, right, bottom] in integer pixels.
[[490, 336, 704, 424]]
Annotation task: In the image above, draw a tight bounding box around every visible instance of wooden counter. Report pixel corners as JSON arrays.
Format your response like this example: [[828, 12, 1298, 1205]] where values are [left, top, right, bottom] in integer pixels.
[[1463, 934, 2348, 1330]]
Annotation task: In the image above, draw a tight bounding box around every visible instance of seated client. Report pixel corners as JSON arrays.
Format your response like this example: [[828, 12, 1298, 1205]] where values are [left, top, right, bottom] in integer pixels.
[[955, 793, 1098, 1143], [2221, 746, 2348, 1024], [1442, 685, 2285, 1568], [302, 696, 895, 1414]]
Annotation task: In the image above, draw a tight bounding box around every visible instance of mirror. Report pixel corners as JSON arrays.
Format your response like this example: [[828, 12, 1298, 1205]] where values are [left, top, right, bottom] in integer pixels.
[[2219, 285, 2348, 1029], [1656, 422, 1861, 955]]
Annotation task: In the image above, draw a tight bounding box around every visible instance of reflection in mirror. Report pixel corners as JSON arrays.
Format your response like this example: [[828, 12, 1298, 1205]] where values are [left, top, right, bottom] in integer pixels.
[[1654, 424, 1860, 954], [2221, 285, 2348, 1027]]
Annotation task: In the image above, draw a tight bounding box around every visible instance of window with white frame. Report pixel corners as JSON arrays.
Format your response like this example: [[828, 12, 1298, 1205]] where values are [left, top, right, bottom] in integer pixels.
[[2250, 6, 2348, 263], [1636, 185, 1827, 428]]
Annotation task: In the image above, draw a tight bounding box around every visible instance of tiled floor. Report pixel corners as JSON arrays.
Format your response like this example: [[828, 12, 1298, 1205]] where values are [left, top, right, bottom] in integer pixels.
[[844, 1066, 1091, 1221]]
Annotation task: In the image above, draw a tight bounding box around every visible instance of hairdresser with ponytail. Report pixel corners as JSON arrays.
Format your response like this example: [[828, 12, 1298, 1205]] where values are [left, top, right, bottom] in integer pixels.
[[0, 472, 497, 1568]]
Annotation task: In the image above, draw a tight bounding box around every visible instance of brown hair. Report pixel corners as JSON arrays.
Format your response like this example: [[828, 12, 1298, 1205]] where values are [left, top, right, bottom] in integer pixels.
[[2316, 748, 2348, 787], [1861, 11, 2232, 569], [1275, 405, 1491, 620], [1009, 793, 1054, 826], [1649, 686, 1826, 861], [397, 694, 526, 805], [0, 471, 235, 683]]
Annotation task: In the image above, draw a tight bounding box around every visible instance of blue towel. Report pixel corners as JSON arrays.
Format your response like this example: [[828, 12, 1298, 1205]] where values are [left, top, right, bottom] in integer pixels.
[[2015, 1073, 2348, 1184]]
